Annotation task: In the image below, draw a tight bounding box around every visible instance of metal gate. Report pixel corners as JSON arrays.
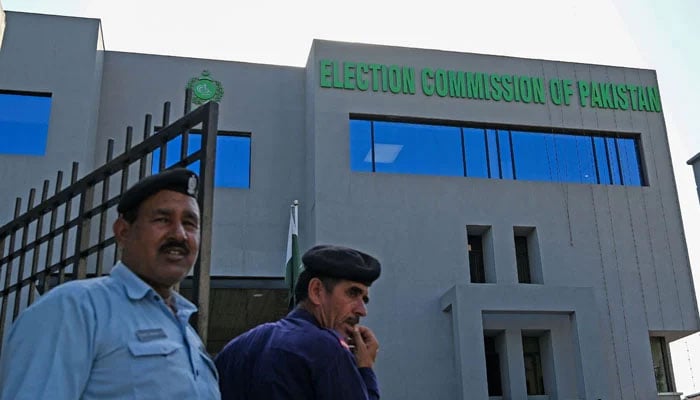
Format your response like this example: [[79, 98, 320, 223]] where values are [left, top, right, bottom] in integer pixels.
[[0, 92, 218, 355]]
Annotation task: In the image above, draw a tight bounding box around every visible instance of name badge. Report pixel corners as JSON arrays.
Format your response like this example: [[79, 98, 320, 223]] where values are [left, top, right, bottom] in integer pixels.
[[136, 328, 167, 342]]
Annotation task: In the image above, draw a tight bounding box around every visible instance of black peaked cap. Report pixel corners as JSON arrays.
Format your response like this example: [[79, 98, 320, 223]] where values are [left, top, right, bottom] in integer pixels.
[[302, 244, 381, 285], [117, 168, 199, 214]]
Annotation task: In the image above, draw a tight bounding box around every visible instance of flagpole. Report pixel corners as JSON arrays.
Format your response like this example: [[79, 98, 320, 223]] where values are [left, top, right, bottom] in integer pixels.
[[286, 200, 300, 310], [291, 200, 299, 306]]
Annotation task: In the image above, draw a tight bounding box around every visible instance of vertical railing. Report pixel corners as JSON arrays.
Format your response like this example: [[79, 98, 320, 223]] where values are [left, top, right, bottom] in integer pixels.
[[0, 94, 218, 355], [191, 98, 218, 343]]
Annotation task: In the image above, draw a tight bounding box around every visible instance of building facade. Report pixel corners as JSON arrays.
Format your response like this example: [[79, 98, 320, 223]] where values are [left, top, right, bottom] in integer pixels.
[[689, 152, 700, 202], [0, 8, 698, 400]]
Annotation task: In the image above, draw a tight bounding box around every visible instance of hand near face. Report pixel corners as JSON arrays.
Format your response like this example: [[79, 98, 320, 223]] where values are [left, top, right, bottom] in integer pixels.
[[350, 325, 379, 369]]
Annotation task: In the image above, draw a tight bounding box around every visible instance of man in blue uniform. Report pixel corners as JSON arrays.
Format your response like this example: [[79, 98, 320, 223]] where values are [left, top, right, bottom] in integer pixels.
[[215, 244, 382, 400], [0, 168, 221, 400]]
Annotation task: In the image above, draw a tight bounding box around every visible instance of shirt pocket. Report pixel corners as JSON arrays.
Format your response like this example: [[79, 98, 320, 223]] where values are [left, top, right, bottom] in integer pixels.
[[127, 339, 185, 381], [128, 339, 182, 357], [126, 339, 191, 399]]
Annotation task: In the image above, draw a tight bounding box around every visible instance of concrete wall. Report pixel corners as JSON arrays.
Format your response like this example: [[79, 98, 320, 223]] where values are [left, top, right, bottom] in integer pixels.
[[96, 52, 306, 277], [689, 153, 700, 202], [0, 12, 103, 224], [305, 39, 699, 399]]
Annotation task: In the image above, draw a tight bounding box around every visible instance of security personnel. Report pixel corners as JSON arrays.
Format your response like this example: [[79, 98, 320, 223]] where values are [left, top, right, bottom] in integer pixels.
[[0, 168, 221, 400], [215, 244, 382, 400]]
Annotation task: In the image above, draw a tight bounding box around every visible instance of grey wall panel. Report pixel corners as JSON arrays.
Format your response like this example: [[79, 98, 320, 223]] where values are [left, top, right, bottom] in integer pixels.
[[569, 63, 599, 131], [605, 66, 636, 135], [633, 73, 700, 330], [0, 13, 103, 224], [628, 187, 664, 328], [539, 60, 567, 129], [586, 65, 617, 130], [554, 185, 602, 288], [306, 39, 696, 398], [303, 42, 318, 250], [645, 188, 685, 328], [608, 190, 658, 395], [593, 284, 624, 399], [594, 187, 637, 396], [97, 52, 305, 277]]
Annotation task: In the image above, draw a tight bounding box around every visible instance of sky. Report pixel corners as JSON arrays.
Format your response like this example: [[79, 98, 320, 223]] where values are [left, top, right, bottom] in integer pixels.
[[3, 0, 700, 394]]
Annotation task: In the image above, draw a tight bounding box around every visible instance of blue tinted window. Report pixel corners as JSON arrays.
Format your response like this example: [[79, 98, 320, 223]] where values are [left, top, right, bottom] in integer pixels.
[[551, 134, 597, 184], [617, 138, 642, 185], [512, 131, 556, 182], [593, 137, 611, 184], [552, 135, 576, 182], [486, 130, 499, 178], [498, 130, 514, 180], [371, 121, 463, 177], [575, 136, 597, 184], [350, 120, 373, 172], [463, 128, 488, 178], [215, 136, 251, 187], [606, 138, 622, 185], [349, 119, 643, 187], [0, 92, 52, 155], [513, 131, 597, 184], [152, 133, 250, 188]]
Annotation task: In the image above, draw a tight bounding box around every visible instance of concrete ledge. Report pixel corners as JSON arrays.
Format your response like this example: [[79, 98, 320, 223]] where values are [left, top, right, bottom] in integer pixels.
[[441, 284, 608, 399]]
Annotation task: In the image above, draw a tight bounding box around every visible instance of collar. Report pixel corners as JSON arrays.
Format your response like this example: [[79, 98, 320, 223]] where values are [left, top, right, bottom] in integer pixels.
[[288, 307, 319, 326], [289, 307, 342, 336], [109, 262, 197, 315], [289, 307, 349, 347]]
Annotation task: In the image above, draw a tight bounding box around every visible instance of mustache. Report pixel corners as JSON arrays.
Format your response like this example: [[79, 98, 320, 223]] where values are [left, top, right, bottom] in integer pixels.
[[158, 239, 190, 254]]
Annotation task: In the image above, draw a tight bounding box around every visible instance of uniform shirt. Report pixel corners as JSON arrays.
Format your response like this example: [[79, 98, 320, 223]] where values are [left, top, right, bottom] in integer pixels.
[[0, 262, 221, 400], [214, 308, 380, 400]]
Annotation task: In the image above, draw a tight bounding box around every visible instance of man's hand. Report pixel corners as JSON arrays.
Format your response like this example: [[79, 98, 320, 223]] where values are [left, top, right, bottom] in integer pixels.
[[349, 325, 379, 369]]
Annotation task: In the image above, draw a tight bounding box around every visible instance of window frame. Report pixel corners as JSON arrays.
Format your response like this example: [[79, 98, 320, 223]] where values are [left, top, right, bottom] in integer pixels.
[[467, 234, 486, 283], [514, 236, 531, 284], [649, 336, 674, 393], [522, 335, 546, 396], [483, 333, 504, 396], [349, 114, 646, 187], [466, 225, 494, 283], [151, 128, 252, 189], [0, 90, 53, 156]]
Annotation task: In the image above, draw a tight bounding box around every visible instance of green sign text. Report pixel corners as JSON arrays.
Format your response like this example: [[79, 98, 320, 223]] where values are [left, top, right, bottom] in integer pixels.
[[319, 60, 662, 112]]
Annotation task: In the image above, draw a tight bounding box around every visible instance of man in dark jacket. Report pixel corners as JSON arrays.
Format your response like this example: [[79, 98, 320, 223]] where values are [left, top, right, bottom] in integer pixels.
[[215, 244, 382, 400]]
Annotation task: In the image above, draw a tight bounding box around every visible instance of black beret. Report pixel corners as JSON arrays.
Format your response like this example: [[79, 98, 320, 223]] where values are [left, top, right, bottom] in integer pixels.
[[117, 168, 199, 214], [301, 244, 381, 285]]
